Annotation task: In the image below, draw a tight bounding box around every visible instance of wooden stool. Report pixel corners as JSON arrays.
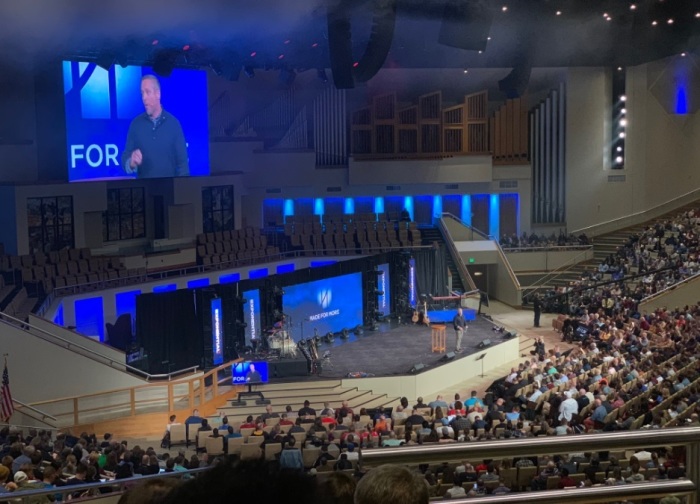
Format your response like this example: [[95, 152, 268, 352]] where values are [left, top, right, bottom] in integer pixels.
[[431, 324, 446, 353]]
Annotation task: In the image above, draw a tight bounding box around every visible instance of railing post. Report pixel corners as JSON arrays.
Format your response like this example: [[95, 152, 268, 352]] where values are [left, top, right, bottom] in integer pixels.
[[168, 383, 174, 412], [688, 440, 700, 504], [212, 370, 219, 398]]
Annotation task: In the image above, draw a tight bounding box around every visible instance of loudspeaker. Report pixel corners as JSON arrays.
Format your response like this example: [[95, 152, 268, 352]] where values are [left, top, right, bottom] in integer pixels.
[[478, 339, 492, 349], [440, 351, 456, 362], [503, 331, 517, 340], [409, 363, 425, 374]]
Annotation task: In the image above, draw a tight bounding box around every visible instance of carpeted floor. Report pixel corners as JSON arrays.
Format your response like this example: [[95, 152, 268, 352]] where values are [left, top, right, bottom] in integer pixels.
[[311, 315, 503, 378]]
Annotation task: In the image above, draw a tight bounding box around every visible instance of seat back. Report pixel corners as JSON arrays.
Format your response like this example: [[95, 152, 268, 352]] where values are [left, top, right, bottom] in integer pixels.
[[264, 443, 282, 461], [205, 436, 224, 456], [240, 443, 262, 461], [227, 437, 244, 456], [169, 424, 186, 445]]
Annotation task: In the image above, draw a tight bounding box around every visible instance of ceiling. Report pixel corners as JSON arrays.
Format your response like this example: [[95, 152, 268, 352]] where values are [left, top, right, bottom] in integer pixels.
[[1, 0, 699, 80]]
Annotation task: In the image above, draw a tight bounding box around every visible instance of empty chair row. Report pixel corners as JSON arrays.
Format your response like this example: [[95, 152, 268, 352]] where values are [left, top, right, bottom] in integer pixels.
[[199, 246, 281, 267], [196, 227, 262, 245], [0, 247, 94, 272], [19, 257, 122, 283]]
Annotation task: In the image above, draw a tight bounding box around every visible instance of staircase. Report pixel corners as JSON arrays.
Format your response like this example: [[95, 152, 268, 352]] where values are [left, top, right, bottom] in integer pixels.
[[524, 201, 700, 294], [420, 227, 465, 293]]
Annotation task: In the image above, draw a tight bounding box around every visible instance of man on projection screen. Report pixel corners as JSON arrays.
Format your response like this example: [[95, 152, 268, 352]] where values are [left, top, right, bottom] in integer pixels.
[[122, 75, 190, 178]]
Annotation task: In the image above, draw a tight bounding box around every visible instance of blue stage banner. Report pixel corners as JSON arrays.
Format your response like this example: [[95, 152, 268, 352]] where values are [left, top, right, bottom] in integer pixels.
[[242, 289, 262, 347], [377, 263, 391, 316], [62, 61, 209, 181], [283, 272, 363, 337], [211, 297, 224, 365]]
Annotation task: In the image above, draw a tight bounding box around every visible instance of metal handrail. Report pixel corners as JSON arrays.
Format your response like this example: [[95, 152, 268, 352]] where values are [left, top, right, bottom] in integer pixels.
[[520, 247, 594, 299], [569, 186, 700, 237], [13, 399, 57, 422], [0, 312, 199, 382], [436, 216, 477, 291], [491, 237, 522, 290], [441, 212, 490, 240], [638, 270, 700, 306], [3, 466, 211, 504], [360, 426, 700, 466], [445, 481, 695, 504], [502, 244, 592, 253]]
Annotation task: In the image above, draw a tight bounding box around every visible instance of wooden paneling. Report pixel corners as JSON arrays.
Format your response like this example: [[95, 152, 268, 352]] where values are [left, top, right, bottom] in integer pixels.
[[499, 194, 518, 238], [471, 195, 489, 235], [490, 95, 529, 165]]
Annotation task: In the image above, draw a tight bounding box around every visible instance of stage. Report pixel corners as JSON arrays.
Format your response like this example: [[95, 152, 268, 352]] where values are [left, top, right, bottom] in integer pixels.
[[249, 312, 510, 380]]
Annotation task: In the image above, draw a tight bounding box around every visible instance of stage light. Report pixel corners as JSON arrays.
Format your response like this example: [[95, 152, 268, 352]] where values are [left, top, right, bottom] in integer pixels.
[[501, 6, 508, 12], [617, 146, 623, 152], [556, 11, 561, 16], [619, 132, 626, 138], [667, 19, 674, 25], [619, 118, 628, 127], [621, 108, 627, 114], [652, 20, 658, 26], [682, 52, 687, 57], [620, 95, 627, 102], [250, 51, 257, 57], [630, 4, 637, 10], [616, 156, 624, 164], [341, 328, 350, 339]]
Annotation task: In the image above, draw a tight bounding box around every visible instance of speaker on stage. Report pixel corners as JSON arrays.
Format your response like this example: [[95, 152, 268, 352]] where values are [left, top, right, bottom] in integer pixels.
[[409, 363, 425, 374], [440, 351, 456, 362], [503, 331, 517, 340], [478, 339, 492, 349]]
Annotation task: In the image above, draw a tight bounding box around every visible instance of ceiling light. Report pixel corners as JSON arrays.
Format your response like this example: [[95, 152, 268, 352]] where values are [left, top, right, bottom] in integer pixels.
[[620, 95, 627, 102], [681, 52, 687, 57], [696, 12, 700, 18], [556, 11, 562, 16], [652, 20, 658, 26], [463, 69, 469, 74], [667, 19, 674, 24], [617, 146, 623, 152], [621, 108, 627, 114], [487, 37, 492, 41], [619, 132, 626, 139], [630, 4, 637, 10], [620, 119, 628, 127], [616, 156, 624, 164], [617, 66, 623, 71], [502, 6, 508, 12]]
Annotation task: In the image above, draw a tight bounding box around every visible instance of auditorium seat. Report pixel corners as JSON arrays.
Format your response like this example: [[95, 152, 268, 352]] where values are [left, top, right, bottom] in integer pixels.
[[168, 424, 186, 449], [204, 436, 225, 456]]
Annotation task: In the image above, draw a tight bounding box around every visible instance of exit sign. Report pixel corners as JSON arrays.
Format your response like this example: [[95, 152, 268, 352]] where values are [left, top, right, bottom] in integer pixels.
[[468, 258, 475, 264]]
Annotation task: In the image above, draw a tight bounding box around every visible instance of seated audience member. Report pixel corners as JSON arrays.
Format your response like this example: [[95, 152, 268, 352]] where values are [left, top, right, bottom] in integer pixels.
[[316, 471, 355, 504], [298, 400, 316, 418], [333, 453, 352, 471], [278, 437, 303, 471], [354, 464, 429, 504], [444, 480, 466, 499]]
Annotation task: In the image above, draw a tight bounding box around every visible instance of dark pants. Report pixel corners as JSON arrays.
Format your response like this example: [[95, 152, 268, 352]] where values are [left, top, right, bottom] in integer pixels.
[[534, 310, 541, 327]]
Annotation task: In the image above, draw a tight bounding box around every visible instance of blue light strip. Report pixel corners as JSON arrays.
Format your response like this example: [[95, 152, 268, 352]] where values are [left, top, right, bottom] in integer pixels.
[[344, 198, 355, 215], [374, 197, 384, 215], [433, 195, 443, 220], [403, 196, 414, 221], [461, 195, 472, 226], [489, 194, 500, 240], [283, 199, 294, 221], [314, 198, 324, 217]]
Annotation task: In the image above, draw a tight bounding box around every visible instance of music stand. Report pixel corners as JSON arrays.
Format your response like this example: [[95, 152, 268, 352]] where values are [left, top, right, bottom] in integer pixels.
[[476, 353, 487, 378]]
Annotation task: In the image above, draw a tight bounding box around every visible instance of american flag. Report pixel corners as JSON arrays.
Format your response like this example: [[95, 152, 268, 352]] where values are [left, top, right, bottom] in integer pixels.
[[0, 361, 13, 422]]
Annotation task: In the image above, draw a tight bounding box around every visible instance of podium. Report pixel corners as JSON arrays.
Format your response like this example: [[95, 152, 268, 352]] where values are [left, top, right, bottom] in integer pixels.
[[431, 324, 447, 353]]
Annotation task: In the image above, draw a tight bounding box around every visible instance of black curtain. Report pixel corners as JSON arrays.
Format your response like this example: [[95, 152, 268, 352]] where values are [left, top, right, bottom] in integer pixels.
[[136, 290, 200, 375], [413, 246, 449, 300]]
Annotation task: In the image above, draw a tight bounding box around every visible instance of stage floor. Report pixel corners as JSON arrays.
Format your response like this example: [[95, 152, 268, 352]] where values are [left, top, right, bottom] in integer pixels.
[[257, 314, 502, 380]]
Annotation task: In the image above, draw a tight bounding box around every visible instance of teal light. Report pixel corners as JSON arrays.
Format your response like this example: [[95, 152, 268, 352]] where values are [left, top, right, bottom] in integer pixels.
[[461, 195, 472, 225], [489, 194, 500, 239], [433, 195, 443, 219], [314, 198, 324, 217], [374, 197, 384, 215], [344, 198, 355, 214], [283, 199, 294, 222], [403, 196, 414, 221]]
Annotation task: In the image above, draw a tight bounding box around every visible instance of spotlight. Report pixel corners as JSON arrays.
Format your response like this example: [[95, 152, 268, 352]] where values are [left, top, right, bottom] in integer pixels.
[[619, 119, 627, 127], [620, 95, 627, 102], [324, 332, 335, 343], [621, 108, 627, 114], [617, 146, 623, 152], [341, 328, 350, 339], [353, 325, 364, 336], [619, 132, 626, 139], [243, 66, 255, 78], [616, 156, 624, 164]]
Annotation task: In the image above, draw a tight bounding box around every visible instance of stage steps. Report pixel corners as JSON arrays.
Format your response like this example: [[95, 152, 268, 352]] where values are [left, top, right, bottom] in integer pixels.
[[216, 381, 396, 424]]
